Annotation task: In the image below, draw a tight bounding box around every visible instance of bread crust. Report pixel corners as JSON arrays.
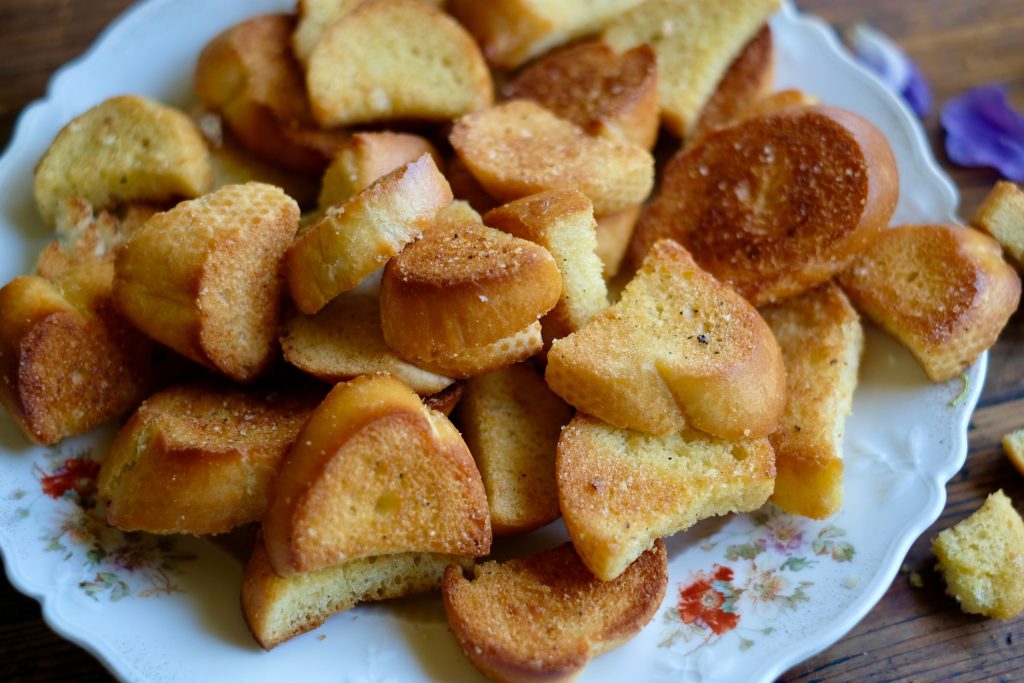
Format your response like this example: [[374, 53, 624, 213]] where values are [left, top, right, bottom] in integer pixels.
[[442, 541, 667, 682], [972, 180, 1024, 268], [594, 205, 641, 278], [263, 375, 491, 576], [693, 25, 774, 138], [630, 105, 899, 305]]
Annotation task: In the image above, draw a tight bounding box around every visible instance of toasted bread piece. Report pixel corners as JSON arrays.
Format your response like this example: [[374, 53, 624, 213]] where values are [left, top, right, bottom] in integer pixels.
[[485, 191, 609, 340], [839, 224, 1021, 382], [546, 240, 785, 439], [558, 414, 775, 580], [450, 100, 654, 216], [443, 540, 667, 682], [34, 95, 212, 227], [631, 106, 899, 305], [933, 490, 1024, 619], [280, 286, 454, 394], [380, 203, 560, 375], [263, 375, 491, 575], [114, 182, 299, 382], [286, 154, 452, 314], [740, 89, 820, 120], [455, 364, 573, 535], [308, 0, 492, 127], [0, 262, 157, 445], [98, 382, 319, 535], [594, 205, 640, 278], [447, 155, 498, 214], [243, 538, 471, 649], [424, 382, 465, 417], [447, 0, 646, 70], [411, 322, 546, 379], [602, 0, 780, 137], [319, 132, 441, 211], [503, 41, 659, 149], [1004, 428, 1024, 476], [760, 283, 862, 519], [196, 14, 347, 173], [972, 181, 1024, 267], [693, 25, 774, 138]]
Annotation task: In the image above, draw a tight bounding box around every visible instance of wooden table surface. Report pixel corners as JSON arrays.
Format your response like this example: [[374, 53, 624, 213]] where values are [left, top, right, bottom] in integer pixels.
[[1, 1, 1022, 681]]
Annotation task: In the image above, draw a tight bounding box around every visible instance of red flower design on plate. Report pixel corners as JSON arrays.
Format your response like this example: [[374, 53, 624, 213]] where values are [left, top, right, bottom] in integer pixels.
[[39, 457, 100, 500], [677, 565, 740, 635]]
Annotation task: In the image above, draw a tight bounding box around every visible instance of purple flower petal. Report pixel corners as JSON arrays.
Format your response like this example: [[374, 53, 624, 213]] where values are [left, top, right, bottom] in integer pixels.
[[847, 23, 932, 117], [941, 85, 1024, 181]]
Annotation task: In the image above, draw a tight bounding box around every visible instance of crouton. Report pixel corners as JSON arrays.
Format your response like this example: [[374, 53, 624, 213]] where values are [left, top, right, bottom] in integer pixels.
[[972, 181, 1024, 268], [594, 205, 640, 278], [693, 25, 774, 137], [740, 89, 820, 120]]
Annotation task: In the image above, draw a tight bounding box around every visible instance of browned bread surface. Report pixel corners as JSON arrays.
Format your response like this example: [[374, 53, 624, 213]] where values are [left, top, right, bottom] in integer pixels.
[[546, 239, 786, 440], [933, 490, 1024, 619], [558, 414, 775, 580], [98, 382, 319, 535], [447, 0, 646, 70], [114, 182, 299, 382], [450, 100, 654, 217], [280, 286, 454, 394], [195, 14, 346, 173], [423, 382, 465, 417], [263, 374, 491, 575], [0, 263, 157, 445], [740, 89, 820, 120], [34, 95, 212, 227], [443, 540, 667, 682], [286, 154, 452, 315], [693, 25, 774, 137], [484, 190, 609, 340], [504, 41, 659, 149], [380, 204, 561, 373], [447, 155, 499, 214], [631, 106, 899, 305], [595, 205, 641, 278], [760, 282, 862, 519], [839, 224, 1021, 382], [454, 364, 573, 535], [307, 0, 493, 127], [972, 181, 1024, 267], [243, 538, 471, 649]]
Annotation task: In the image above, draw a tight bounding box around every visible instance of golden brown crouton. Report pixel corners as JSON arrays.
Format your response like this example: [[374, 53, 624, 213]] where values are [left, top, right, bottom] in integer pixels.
[[442, 541, 667, 682], [307, 0, 493, 127], [972, 181, 1024, 267], [114, 182, 300, 382], [446, 155, 498, 214], [740, 89, 820, 120], [455, 364, 573, 535], [1003, 428, 1024, 476], [34, 95, 212, 227], [760, 283, 863, 519], [503, 41, 659, 149], [839, 224, 1021, 382], [262, 375, 491, 576], [98, 382, 320, 535], [450, 100, 654, 216], [594, 205, 641, 278], [631, 106, 899, 305], [285, 154, 453, 315], [693, 25, 775, 137], [558, 414, 775, 580], [546, 239, 786, 440]]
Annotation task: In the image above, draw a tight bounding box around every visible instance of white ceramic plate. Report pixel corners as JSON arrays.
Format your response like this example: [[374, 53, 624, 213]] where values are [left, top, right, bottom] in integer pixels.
[[0, 2, 982, 682]]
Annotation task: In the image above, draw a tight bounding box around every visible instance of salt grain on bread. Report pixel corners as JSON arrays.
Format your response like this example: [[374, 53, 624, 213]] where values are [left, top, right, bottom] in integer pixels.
[[442, 541, 667, 683], [932, 490, 1024, 619], [839, 224, 1021, 382], [99, 381, 320, 535], [262, 374, 491, 576], [114, 182, 299, 382], [761, 282, 863, 519], [692, 25, 774, 138], [244, 538, 471, 649], [380, 203, 561, 377], [34, 95, 212, 227], [484, 190, 609, 341], [454, 363, 573, 535], [972, 180, 1024, 268], [546, 239, 786, 440], [447, 0, 646, 70], [450, 100, 654, 217], [558, 414, 775, 580], [285, 154, 453, 315], [307, 0, 493, 127], [602, 0, 781, 138], [503, 41, 660, 149], [631, 105, 899, 305]]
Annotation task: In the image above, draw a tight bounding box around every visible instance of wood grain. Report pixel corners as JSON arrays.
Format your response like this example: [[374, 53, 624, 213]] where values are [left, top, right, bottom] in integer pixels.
[[1, 1, 1022, 682]]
